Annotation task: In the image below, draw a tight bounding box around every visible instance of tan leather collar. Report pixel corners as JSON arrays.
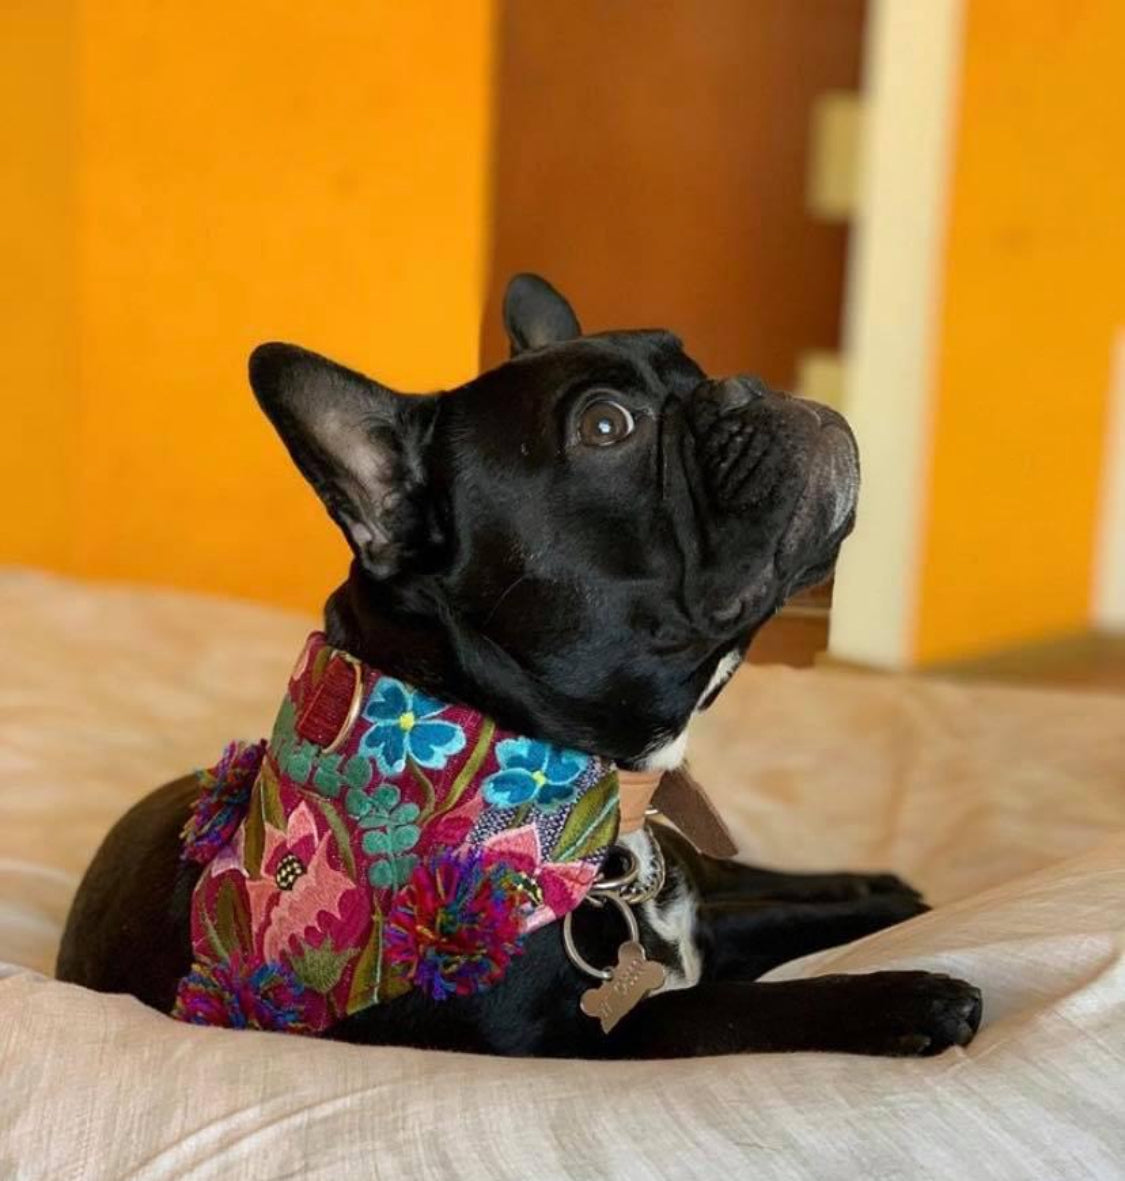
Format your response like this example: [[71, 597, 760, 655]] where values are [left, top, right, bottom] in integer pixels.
[[615, 765, 738, 859], [615, 768, 664, 834]]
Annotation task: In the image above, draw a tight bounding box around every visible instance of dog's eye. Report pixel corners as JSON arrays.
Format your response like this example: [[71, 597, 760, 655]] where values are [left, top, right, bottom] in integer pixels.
[[578, 400, 635, 447]]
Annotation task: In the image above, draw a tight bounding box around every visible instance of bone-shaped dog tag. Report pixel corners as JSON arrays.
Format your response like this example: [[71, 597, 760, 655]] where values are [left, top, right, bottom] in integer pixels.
[[580, 941, 666, 1033]]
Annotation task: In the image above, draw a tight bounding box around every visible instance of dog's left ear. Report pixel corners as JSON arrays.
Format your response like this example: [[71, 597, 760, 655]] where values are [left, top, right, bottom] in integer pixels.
[[503, 273, 582, 356], [248, 342, 437, 579]]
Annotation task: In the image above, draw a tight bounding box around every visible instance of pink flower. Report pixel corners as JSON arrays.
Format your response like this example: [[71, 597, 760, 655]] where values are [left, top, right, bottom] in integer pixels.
[[479, 824, 596, 928], [480, 823, 541, 872], [244, 801, 363, 965], [535, 862, 597, 926]]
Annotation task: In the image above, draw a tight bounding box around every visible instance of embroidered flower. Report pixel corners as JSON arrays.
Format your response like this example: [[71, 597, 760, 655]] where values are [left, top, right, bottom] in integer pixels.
[[345, 783, 421, 889], [359, 678, 466, 775], [479, 825, 600, 926], [481, 738, 590, 811], [385, 851, 527, 1000], [244, 801, 362, 965], [181, 740, 266, 865], [173, 954, 324, 1032]]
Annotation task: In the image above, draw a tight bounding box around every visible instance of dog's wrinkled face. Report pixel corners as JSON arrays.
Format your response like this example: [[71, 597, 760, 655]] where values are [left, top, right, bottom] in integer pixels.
[[249, 275, 858, 765]]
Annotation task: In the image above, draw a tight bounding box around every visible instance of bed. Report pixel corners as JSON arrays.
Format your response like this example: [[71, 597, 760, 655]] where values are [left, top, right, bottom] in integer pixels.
[[1, 569, 1123, 1179]]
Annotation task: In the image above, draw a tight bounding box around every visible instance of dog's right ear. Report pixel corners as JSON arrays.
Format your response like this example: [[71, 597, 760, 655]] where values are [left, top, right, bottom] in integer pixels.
[[248, 342, 437, 580], [503, 273, 582, 356]]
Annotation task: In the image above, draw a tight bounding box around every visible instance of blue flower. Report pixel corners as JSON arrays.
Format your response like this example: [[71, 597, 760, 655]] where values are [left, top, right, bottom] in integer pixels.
[[359, 678, 466, 775], [481, 738, 590, 811]]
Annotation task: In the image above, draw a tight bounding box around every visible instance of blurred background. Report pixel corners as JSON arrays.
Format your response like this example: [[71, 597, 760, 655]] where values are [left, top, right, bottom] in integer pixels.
[[2, 0, 1123, 686]]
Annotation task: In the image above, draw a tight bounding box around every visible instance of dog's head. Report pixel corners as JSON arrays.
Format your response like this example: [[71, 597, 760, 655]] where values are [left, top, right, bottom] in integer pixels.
[[249, 274, 858, 766]]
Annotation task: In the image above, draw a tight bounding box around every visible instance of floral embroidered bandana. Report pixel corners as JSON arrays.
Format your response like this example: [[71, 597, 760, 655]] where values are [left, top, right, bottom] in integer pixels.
[[173, 633, 620, 1034]]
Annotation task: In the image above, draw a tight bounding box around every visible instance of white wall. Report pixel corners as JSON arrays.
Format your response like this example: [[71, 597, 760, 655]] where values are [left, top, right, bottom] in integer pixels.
[[828, 0, 965, 668], [1094, 329, 1125, 632]]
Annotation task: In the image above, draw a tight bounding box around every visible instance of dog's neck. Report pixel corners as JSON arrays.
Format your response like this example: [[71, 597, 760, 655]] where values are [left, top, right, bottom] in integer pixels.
[[326, 581, 658, 806], [324, 565, 647, 765], [324, 567, 451, 699], [324, 566, 737, 859]]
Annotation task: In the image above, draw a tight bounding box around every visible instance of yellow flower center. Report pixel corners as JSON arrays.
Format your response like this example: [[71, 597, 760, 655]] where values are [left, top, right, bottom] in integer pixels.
[[531, 770, 547, 788], [399, 711, 416, 732]]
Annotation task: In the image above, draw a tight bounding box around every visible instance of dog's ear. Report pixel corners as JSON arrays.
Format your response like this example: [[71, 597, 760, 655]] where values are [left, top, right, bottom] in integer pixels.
[[503, 273, 582, 356], [249, 342, 437, 579]]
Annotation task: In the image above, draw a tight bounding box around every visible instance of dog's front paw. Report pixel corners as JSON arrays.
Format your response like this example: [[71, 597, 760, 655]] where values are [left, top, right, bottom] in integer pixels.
[[857, 971, 983, 1057]]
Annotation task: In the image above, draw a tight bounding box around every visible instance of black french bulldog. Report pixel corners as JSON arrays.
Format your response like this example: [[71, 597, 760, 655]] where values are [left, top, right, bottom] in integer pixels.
[[57, 275, 982, 1058]]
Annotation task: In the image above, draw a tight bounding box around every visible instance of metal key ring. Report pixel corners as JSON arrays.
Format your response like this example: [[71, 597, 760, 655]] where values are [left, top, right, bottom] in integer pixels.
[[561, 893, 641, 981], [587, 847, 639, 895]]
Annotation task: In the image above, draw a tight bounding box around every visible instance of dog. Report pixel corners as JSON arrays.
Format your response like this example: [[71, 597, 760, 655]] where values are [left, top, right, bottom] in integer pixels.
[[57, 274, 981, 1058]]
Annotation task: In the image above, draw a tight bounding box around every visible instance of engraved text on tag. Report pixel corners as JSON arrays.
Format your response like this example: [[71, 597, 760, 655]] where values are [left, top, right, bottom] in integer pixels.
[[579, 940, 667, 1033]]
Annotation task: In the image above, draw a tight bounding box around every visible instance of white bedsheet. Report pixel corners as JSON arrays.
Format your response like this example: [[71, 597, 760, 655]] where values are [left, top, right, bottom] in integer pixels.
[[1, 570, 1123, 1180]]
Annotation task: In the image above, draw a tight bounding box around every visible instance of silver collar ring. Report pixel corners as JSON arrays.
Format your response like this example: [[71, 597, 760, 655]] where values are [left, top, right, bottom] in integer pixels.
[[561, 893, 641, 981]]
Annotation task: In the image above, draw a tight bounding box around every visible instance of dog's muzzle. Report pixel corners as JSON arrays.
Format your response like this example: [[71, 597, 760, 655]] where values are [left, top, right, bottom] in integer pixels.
[[686, 375, 860, 611]]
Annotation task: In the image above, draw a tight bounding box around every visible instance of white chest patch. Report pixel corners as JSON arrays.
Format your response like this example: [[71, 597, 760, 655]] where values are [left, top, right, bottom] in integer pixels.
[[619, 829, 703, 994], [636, 647, 743, 774], [612, 648, 743, 992], [639, 729, 689, 772], [701, 649, 743, 705]]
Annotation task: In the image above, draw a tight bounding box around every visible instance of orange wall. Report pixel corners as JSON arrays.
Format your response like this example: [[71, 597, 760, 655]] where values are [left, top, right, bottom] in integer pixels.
[[1, 4, 78, 571], [916, 0, 1125, 662], [2, 2, 495, 612]]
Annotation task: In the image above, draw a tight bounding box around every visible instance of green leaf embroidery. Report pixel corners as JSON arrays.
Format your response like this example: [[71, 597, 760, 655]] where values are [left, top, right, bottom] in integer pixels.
[[405, 758, 435, 820], [311, 643, 331, 681], [310, 793, 358, 878], [363, 830, 392, 856], [260, 769, 286, 831], [553, 772, 619, 862], [243, 793, 265, 877], [373, 784, 399, 810], [369, 859, 395, 888], [290, 942, 358, 994], [343, 756, 374, 791], [269, 695, 297, 750], [345, 787, 371, 820], [432, 717, 495, 821], [314, 753, 374, 799], [312, 752, 343, 796], [392, 823, 420, 853], [368, 854, 416, 890], [347, 913, 383, 1013], [215, 876, 251, 957], [202, 911, 227, 961], [285, 743, 314, 784]]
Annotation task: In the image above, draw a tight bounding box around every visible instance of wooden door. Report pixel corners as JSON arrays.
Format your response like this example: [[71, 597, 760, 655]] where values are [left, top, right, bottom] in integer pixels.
[[483, 0, 867, 664]]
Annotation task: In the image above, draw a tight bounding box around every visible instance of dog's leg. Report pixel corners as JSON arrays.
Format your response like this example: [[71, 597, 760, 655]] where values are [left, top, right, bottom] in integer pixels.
[[600, 971, 981, 1059], [698, 893, 929, 982], [657, 824, 924, 906], [702, 863, 923, 905]]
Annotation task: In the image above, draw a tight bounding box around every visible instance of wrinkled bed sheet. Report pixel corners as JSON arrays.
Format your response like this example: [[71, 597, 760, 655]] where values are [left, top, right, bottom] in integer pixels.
[[1, 569, 1123, 1179]]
